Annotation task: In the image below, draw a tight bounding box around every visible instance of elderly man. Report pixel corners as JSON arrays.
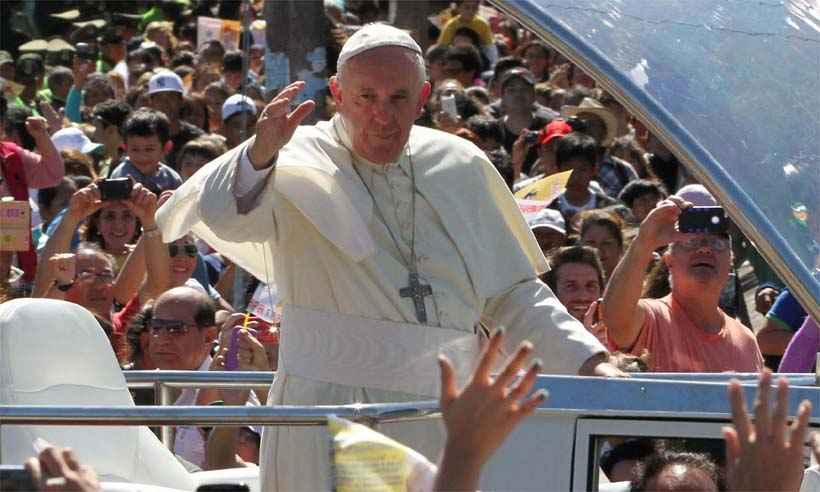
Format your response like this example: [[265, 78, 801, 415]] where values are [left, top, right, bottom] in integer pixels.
[[158, 24, 615, 490], [602, 185, 764, 372]]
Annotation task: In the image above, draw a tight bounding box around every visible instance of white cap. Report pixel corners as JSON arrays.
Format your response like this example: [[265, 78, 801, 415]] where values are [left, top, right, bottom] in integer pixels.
[[51, 127, 103, 154], [221, 94, 257, 121], [675, 184, 717, 207], [528, 208, 566, 235], [147, 71, 184, 95], [337, 23, 421, 68]]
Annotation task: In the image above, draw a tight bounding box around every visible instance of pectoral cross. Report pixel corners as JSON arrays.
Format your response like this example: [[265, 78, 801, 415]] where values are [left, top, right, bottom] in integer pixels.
[[399, 272, 433, 324]]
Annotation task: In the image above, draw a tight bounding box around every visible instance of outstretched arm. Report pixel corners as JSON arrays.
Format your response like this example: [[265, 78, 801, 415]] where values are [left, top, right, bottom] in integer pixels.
[[603, 197, 690, 349], [434, 329, 546, 492]]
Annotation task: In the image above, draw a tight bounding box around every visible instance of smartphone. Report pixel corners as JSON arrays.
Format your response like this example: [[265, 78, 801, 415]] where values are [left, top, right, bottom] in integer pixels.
[[440, 93, 458, 119], [225, 326, 258, 370], [0, 466, 38, 492], [678, 206, 728, 234], [98, 178, 133, 201]]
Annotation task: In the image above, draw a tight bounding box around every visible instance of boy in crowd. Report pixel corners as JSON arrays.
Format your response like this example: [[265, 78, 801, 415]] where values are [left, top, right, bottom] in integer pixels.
[[110, 108, 182, 194], [220, 94, 257, 150], [548, 132, 616, 231]]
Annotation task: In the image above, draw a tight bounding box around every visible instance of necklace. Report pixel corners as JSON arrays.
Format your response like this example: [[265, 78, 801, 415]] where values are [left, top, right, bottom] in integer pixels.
[[334, 128, 434, 324]]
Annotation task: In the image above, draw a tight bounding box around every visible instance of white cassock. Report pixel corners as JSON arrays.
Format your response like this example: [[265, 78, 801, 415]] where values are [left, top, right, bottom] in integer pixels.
[[156, 115, 606, 491]]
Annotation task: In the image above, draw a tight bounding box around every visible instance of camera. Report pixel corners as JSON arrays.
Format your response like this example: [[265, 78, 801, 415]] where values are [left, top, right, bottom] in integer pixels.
[[678, 206, 728, 234], [98, 178, 133, 201]]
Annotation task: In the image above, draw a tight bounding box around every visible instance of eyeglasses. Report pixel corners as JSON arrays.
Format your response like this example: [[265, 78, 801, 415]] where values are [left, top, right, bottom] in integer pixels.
[[168, 244, 198, 258], [148, 318, 196, 337], [76, 270, 116, 282], [674, 235, 730, 252]]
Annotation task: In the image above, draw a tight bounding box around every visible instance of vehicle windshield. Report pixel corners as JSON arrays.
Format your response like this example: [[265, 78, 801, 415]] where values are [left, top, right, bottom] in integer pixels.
[[498, 0, 820, 315]]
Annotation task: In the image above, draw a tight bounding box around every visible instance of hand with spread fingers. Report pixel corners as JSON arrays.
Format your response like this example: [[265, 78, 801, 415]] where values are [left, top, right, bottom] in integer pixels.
[[24, 446, 100, 492], [247, 81, 316, 169], [434, 329, 546, 492], [723, 370, 812, 492]]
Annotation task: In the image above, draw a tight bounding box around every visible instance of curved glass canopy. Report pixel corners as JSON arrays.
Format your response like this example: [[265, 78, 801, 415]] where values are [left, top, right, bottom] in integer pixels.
[[495, 0, 820, 317]]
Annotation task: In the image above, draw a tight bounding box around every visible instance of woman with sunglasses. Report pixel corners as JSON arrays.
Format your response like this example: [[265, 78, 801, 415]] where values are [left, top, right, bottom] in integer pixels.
[[166, 233, 233, 311]]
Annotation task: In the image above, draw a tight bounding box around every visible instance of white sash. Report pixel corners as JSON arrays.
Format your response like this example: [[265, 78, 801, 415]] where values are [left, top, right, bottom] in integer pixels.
[[279, 305, 481, 397]]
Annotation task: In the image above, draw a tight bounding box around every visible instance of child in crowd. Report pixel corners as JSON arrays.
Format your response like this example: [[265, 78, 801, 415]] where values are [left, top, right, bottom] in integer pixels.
[[548, 132, 616, 231], [110, 108, 182, 194]]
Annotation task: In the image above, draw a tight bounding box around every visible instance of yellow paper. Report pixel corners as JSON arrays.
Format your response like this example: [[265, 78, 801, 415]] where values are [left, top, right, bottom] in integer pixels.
[[514, 170, 572, 203], [0, 199, 31, 252], [328, 416, 435, 492]]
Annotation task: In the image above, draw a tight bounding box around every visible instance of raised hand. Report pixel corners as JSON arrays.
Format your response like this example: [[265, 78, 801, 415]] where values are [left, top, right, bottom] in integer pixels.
[[123, 183, 158, 226], [38, 101, 64, 135], [24, 446, 101, 492], [724, 370, 812, 492], [25, 116, 50, 141], [49, 253, 77, 287], [635, 196, 692, 251], [247, 81, 316, 169], [66, 184, 103, 223], [439, 329, 546, 473]]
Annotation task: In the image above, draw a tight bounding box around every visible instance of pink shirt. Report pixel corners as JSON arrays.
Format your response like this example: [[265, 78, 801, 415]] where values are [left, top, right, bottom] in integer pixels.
[[0, 141, 65, 198], [617, 295, 764, 372]]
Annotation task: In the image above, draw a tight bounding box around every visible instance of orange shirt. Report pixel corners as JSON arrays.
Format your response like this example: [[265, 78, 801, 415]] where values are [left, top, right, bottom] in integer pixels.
[[617, 295, 764, 372]]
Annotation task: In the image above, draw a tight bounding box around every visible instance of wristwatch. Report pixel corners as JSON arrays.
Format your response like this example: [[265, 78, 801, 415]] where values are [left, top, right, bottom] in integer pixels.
[[54, 280, 74, 292], [143, 225, 161, 238]]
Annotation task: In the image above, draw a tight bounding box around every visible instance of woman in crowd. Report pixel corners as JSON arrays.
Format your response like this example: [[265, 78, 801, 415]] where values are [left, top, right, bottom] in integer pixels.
[[580, 210, 625, 280]]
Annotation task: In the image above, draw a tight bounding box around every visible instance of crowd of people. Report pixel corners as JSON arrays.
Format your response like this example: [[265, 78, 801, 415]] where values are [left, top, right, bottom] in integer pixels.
[[1, 0, 819, 490]]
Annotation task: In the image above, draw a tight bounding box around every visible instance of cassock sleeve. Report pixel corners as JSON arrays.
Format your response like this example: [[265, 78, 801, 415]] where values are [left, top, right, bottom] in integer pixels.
[[156, 137, 283, 282], [483, 279, 607, 374]]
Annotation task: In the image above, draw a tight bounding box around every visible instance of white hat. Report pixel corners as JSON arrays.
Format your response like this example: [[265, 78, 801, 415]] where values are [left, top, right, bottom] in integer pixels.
[[147, 71, 184, 95], [51, 127, 103, 154], [221, 94, 257, 121], [675, 184, 717, 207], [528, 208, 566, 235], [337, 23, 421, 68]]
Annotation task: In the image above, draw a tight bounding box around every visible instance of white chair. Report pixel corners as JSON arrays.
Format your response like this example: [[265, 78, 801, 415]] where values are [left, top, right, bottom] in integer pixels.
[[0, 298, 195, 490]]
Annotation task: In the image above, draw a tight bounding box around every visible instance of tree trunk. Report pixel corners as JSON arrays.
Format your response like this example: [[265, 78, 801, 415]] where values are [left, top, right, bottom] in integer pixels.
[[264, 0, 329, 123]]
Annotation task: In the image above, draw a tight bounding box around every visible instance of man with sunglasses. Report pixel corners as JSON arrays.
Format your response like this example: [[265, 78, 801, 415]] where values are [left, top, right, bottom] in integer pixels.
[[602, 185, 764, 372], [146, 286, 219, 467]]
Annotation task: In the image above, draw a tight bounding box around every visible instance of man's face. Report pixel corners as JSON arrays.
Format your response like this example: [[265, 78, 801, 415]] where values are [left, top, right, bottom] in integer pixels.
[[562, 158, 597, 193], [443, 60, 473, 87], [666, 233, 732, 292], [578, 113, 607, 145], [65, 252, 115, 318], [148, 294, 215, 370], [222, 111, 256, 149], [150, 91, 182, 121], [102, 42, 126, 63], [501, 78, 535, 114], [125, 135, 166, 172], [523, 46, 550, 76], [555, 262, 601, 321], [331, 46, 431, 165], [632, 192, 662, 223], [533, 227, 566, 255]]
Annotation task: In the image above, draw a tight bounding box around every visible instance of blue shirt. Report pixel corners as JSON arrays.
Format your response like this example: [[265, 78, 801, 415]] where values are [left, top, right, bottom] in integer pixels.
[[110, 158, 182, 195]]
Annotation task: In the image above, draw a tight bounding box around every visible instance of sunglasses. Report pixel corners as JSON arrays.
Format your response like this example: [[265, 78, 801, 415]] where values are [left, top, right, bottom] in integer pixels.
[[148, 318, 196, 337], [168, 244, 198, 258], [674, 235, 730, 252]]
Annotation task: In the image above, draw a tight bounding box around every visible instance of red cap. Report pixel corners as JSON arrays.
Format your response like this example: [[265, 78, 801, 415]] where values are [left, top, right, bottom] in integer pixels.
[[538, 118, 572, 146]]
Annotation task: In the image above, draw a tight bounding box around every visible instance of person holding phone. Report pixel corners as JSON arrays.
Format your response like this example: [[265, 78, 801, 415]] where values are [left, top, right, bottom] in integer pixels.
[[602, 184, 764, 372]]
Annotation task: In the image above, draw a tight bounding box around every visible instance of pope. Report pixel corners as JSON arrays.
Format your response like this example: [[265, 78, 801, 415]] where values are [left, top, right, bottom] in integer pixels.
[[157, 23, 619, 491]]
